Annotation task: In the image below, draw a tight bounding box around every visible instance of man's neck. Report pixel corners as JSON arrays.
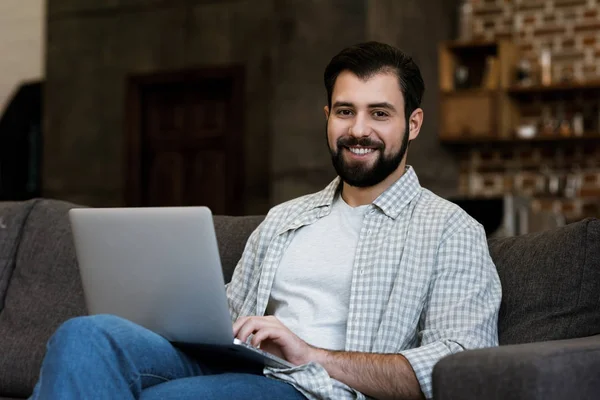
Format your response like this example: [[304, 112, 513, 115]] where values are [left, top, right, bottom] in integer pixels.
[[341, 162, 408, 207]]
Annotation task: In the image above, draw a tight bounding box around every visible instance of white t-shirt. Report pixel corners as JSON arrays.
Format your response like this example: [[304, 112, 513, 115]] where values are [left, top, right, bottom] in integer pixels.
[[266, 194, 368, 350]]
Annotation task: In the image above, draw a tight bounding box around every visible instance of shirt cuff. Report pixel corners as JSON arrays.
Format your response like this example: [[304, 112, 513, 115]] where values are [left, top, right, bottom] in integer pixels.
[[400, 340, 464, 399]]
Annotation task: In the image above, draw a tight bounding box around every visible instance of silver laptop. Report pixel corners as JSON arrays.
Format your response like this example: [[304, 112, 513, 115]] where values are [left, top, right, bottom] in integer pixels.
[[68, 206, 293, 370]]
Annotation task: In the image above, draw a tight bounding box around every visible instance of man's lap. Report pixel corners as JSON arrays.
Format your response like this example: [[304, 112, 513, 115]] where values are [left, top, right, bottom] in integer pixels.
[[140, 373, 306, 400], [40, 315, 305, 399]]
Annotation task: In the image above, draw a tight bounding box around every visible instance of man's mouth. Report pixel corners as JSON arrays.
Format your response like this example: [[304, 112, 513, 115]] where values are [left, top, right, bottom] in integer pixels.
[[346, 146, 377, 155]]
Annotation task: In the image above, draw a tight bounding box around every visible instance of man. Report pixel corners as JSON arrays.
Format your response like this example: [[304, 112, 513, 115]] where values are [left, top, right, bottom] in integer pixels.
[[30, 42, 501, 400]]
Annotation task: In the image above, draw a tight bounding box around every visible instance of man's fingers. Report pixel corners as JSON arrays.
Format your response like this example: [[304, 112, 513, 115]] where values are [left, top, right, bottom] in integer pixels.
[[236, 321, 256, 343], [232, 316, 249, 336], [236, 318, 270, 342], [233, 316, 285, 342], [251, 328, 276, 347]]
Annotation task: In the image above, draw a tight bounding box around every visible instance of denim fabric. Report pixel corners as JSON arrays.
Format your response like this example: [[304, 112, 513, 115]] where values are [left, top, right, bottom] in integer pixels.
[[30, 315, 306, 400]]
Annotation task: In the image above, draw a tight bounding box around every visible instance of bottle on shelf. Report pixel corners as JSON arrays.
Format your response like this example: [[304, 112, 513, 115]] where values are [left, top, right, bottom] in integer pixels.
[[557, 104, 571, 137], [540, 105, 556, 136], [572, 113, 584, 137], [540, 48, 552, 86], [458, 0, 473, 41]]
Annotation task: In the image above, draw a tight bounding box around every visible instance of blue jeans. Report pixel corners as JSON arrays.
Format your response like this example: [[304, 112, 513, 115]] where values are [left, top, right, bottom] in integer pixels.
[[30, 315, 307, 400]]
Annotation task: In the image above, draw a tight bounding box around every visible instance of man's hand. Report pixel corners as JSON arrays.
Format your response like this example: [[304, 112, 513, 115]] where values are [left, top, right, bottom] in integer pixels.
[[233, 316, 317, 366], [233, 317, 423, 399]]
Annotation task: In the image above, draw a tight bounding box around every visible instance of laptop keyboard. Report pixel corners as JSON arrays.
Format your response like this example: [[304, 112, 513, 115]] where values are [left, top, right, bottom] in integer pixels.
[[235, 340, 294, 368]]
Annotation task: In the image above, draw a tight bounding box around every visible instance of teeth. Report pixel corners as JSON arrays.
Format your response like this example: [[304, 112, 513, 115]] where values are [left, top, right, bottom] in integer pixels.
[[349, 147, 374, 155]]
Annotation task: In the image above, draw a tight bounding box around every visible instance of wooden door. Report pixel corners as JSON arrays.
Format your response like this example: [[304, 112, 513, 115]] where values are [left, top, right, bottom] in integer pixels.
[[125, 67, 244, 215]]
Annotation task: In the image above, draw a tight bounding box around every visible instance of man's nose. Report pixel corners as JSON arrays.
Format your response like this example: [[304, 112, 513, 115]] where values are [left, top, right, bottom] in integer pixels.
[[349, 114, 370, 137]]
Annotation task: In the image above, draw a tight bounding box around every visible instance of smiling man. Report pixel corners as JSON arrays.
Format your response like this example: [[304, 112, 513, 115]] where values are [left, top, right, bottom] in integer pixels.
[[31, 42, 501, 400]]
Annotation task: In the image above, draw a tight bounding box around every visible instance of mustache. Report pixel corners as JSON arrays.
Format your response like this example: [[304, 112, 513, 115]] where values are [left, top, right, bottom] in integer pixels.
[[337, 136, 384, 149]]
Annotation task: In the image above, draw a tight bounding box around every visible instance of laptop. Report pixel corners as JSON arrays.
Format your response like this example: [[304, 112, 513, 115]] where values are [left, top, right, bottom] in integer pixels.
[[68, 206, 293, 370]]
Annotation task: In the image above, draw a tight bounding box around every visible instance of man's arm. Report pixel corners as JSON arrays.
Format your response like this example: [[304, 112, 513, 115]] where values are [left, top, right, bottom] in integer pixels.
[[312, 349, 424, 400], [234, 316, 424, 399]]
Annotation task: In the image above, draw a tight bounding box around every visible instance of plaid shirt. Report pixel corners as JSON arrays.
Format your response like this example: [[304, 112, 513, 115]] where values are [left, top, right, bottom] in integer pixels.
[[226, 166, 501, 399]]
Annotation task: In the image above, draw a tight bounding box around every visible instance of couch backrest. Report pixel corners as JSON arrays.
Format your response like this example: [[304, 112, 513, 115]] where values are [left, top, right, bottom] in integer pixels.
[[0, 199, 87, 397], [1, 198, 599, 396], [0, 199, 263, 397], [0, 201, 36, 312], [213, 215, 264, 283], [489, 218, 600, 345]]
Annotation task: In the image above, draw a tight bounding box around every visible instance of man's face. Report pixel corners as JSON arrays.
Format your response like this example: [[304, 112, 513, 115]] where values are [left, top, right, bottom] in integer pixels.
[[325, 71, 410, 188]]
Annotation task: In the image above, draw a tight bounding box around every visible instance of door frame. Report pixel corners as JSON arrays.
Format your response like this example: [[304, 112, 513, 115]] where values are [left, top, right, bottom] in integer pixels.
[[124, 66, 245, 210]]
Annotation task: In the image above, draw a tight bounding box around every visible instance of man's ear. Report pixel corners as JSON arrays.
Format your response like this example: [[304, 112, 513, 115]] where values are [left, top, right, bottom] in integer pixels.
[[324, 106, 330, 120], [408, 108, 423, 141]]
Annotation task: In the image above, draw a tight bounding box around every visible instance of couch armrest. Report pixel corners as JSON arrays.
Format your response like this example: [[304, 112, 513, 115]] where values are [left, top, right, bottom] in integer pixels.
[[432, 335, 600, 400]]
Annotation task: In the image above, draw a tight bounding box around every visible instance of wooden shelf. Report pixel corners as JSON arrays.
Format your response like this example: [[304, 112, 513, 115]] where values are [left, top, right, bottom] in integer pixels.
[[440, 133, 600, 147], [508, 80, 600, 95], [441, 88, 497, 95]]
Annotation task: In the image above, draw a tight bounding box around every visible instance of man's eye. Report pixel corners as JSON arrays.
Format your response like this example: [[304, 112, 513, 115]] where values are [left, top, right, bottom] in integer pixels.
[[373, 111, 388, 118], [337, 109, 353, 116]]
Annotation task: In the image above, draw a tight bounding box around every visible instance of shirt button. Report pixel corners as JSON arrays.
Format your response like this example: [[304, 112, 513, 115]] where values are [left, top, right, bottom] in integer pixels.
[[367, 229, 372, 235], [360, 269, 364, 275]]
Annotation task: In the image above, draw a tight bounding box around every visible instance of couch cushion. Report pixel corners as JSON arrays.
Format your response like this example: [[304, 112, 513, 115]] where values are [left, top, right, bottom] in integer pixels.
[[0, 200, 37, 312], [213, 215, 264, 283], [0, 199, 87, 397], [489, 218, 600, 345]]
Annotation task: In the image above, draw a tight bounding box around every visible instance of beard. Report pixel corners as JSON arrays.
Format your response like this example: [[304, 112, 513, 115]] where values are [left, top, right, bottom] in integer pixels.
[[328, 127, 409, 188]]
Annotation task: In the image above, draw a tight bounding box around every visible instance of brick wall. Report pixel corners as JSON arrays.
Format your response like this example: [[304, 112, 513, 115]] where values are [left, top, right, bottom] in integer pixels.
[[458, 144, 600, 222], [471, 0, 600, 83], [0, 0, 45, 113], [457, 0, 600, 222]]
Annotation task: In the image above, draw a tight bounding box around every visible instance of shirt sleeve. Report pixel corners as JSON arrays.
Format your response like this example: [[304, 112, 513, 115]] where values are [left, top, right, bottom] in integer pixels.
[[400, 219, 502, 399], [225, 221, 264, 322]]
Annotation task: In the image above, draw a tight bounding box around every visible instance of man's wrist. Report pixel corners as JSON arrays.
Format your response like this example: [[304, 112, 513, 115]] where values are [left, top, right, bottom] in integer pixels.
[[307, 345, 330, 366]]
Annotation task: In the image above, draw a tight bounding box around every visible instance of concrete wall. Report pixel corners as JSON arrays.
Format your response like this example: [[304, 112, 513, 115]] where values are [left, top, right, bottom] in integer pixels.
[[0, 0, 45, 113], [44, 0, 458, 212], [44, 0, 274, 212]]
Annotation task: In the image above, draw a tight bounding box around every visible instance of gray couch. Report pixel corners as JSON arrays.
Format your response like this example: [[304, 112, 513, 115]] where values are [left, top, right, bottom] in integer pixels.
[[0, 199, 598, 400]]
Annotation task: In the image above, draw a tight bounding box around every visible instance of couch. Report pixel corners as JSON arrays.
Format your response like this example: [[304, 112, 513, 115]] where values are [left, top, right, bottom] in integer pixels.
[[0, 199, 599, 399]]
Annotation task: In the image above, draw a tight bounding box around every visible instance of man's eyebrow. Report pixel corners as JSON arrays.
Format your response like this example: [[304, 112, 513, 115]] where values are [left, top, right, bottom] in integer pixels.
[[368, 102, 396, 112], [332, 101, 354, 108], [331, 101, 397, 112]]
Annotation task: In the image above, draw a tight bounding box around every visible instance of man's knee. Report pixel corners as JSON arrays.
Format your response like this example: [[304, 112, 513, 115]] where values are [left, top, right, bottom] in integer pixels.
[[49, 314, 131, 350], [41, 315, 125, 372]]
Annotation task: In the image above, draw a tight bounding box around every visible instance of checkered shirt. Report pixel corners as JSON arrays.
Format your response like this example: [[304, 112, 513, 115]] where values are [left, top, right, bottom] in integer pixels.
[[226, 166, 502, 399]]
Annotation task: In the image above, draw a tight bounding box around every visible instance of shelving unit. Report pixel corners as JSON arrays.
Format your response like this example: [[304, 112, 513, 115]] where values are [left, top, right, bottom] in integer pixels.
[[438, 39, 600, 145], [439, 39, 600, 223], [507, 81, 600, 95], [439, 39, 518, 142]]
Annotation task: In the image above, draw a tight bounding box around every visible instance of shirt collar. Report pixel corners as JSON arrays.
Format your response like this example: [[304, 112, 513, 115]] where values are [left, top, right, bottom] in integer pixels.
[[310, 176, 342, 210], [372, 166, 422, 219], [308, 166, 422, 220]]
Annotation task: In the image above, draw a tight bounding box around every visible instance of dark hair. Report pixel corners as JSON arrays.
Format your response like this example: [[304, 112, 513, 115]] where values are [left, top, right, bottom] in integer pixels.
[[324, 41, 425, 121]]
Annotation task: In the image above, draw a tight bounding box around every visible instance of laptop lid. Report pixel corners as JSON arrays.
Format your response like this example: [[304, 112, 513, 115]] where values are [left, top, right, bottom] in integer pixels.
[[69, 207, 235, 346]]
